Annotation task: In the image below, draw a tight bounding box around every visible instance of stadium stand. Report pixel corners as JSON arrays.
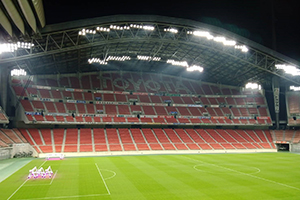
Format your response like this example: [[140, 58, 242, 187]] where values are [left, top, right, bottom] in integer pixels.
[[14, 128, 277, 154], [11, 71, 272, 126]]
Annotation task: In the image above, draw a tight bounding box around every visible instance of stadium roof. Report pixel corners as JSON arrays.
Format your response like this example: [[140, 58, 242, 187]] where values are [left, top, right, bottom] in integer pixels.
[[1, 15, 300, 87]]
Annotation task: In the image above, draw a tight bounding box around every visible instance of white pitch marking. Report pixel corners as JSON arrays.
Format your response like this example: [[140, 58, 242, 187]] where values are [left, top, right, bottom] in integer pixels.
[[6, 179, 28, 200], [193, 164, 261, 175], [49, 170, 58, 185], [95, 163, 111, 195], [101, 169, 117, 180], [38, 160, 47, 168], [16, 193, 109, 200], [6, 159, 49, 199], [184, 156, 300, 191]]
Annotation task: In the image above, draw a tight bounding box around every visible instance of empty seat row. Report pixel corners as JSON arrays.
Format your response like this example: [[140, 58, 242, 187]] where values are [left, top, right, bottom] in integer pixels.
[[21, 99, 269, 117], [14, 86, 266, 106], [20, 128, 276, 154], [25, 114, 272, 125], [12, 70, 265, 96]]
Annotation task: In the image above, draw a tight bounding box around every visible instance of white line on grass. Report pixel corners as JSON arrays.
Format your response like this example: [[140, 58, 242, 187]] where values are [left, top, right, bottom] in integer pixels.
[[6, 159, 48, 199], [49, 170, 58, 185], [16, 193, 109, 200], [101, 169, 117, 180], [95, 163, 111, 195], [38, 160, 47, 168], [184, 156, 300, 191], [6, 179, 28, 200]]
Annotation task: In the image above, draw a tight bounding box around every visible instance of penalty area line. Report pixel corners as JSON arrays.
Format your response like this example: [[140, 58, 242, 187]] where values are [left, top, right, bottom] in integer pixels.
[[49, 170, 58, 185], [95, 163, 111, 195], [7, 179, 28, 200], [16, 194, 109, 200]]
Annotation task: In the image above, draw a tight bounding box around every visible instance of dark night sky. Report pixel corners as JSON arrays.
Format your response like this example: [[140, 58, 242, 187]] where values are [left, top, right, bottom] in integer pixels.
[[43, 0, 300, 62]]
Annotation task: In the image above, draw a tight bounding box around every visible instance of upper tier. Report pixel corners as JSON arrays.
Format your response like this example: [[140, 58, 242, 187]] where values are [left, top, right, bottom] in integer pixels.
[[11, 71, 272, 126]]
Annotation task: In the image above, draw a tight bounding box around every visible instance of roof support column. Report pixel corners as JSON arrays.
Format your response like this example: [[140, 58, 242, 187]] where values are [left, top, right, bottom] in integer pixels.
[[272, 76, 280, 129], [0, 66, 9, 113]]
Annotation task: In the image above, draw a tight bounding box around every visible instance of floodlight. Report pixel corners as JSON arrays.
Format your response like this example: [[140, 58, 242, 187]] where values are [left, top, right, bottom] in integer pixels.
[[187, 65, 204, 72], [11, 69, 27, 76], [88, 58, 107, 65], [245, 82, 261, 90], [275, 64, 300, 76], [164, 28, 178, 33], [106, 56, 131, 61], [214, 36, 226, 42], [235, 45, 248, 52], [290, 86, 300, 91], [167, 59, 189, 67], [223, 40, 236, 46]]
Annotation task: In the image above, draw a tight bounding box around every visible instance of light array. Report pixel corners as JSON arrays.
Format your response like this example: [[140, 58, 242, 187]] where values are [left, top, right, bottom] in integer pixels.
[[0, 42, 34, 54], [109, 25, 130, 30], [164, 28, 178, 33], [187, 30, 248, 52], [130, 24, 155, 31], [245, 82, 261, 90], [78, 29, 96, 35], [290, 86, 300, 91], [96, 27, 110, 32], [106, 56, 131, 61], [275, 64, 300, 76], [137, 55, 161, 61], [167, 59, 189, 67], [88, 58, 107, 65], [187, 65, 204, 72], [234, 45, 249, 52], [11, 69, 27, 76]]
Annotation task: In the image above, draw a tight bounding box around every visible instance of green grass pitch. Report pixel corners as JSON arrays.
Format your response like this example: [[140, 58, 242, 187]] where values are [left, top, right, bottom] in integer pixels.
[[1, 153, 300, 200]]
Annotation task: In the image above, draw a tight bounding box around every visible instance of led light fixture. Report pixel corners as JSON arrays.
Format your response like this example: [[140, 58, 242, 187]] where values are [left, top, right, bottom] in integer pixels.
[[164, 28, 178, 33], [0, 42, 34, 54], [245, 82, 261, 90], [137, 55, 161, 61], [109, 25, 130, 30], [166, 59, 189, 67], [187, 65, 204, 72], [106, 56, 131, 61], [11, 69, 27, 76], [275, 64, 300, 76], [290, 86, 300, 91], [88, 58, 107, 65], [96, 27, 110, 32], [79, 28, 96, 35], [130, 24, 155, 31]]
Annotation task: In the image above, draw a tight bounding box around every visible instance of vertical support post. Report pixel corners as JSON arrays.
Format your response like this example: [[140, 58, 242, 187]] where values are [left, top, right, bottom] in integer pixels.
[[0, 67, 9, 113], [272, 76, 280, 129]]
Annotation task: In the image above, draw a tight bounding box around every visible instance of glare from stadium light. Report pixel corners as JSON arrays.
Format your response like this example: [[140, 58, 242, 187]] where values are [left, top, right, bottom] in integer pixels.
[[187, 65, 204, 72], [245, 82, 261, 90], [223, 40, 236, 46], [106, 56, 131, 61], [164, 28, 178, 33], [187, 30, 247, 52], [166, 59, 189, 67], [130, 24, 155, 31], [275, 64, 300, 76], [96, 27, 110, 32], [88, 58, 108, 65], [235, 45, 248, 52], [11, 69, 27, 76], [78, 28, 96, 35], [137, 55, 161, 61], [0, 42, 34, 54], [109, 25, 130, 30], [290, 86, 300, 91]]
